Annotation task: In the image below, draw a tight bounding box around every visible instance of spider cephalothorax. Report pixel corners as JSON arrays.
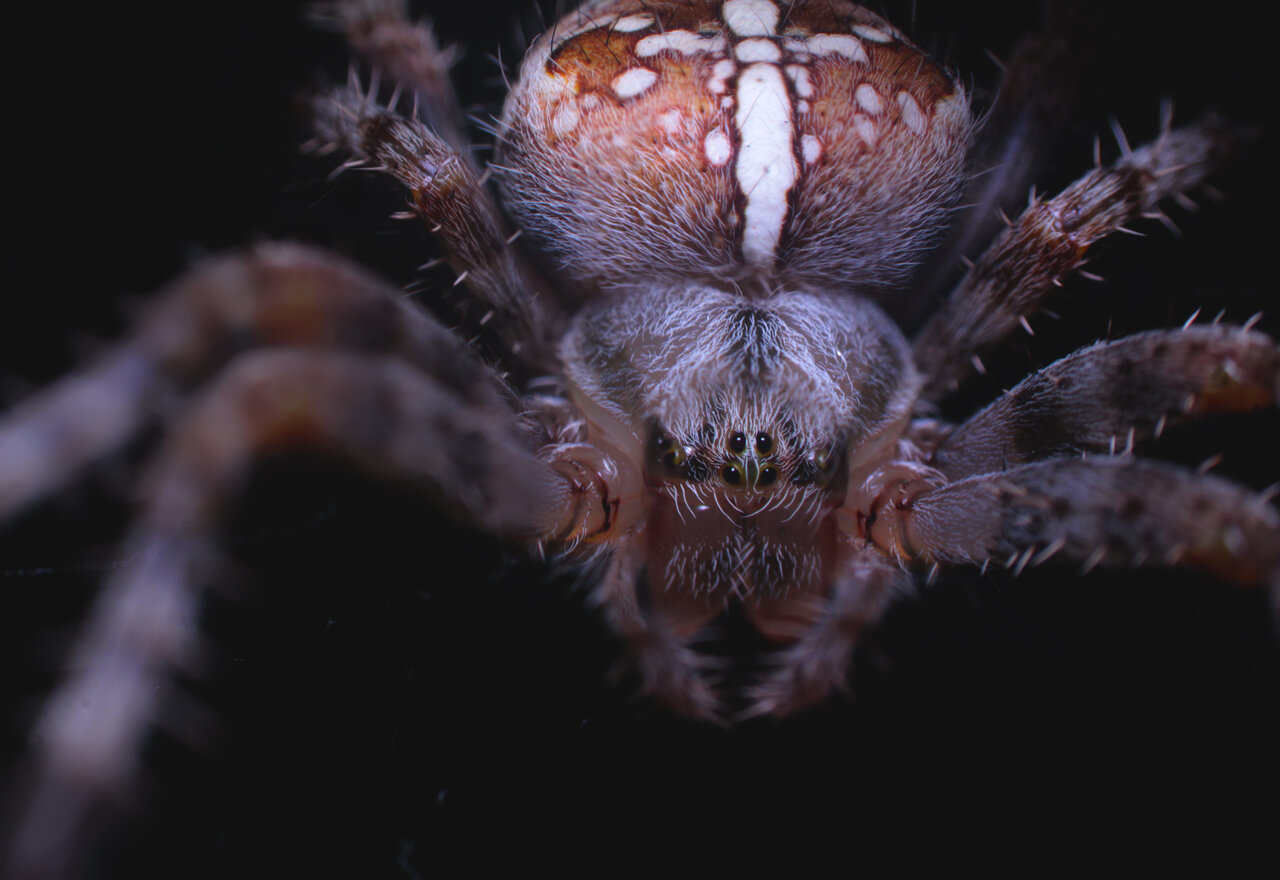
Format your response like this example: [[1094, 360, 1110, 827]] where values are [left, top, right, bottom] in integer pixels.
[[3, 0, 1278, 876], [561, 281, 919, 649]]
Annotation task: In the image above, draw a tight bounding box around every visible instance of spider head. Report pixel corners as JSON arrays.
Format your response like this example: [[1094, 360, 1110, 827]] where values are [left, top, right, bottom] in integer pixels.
[[561, 281, 918, 634], [495, 0, 971, 296]]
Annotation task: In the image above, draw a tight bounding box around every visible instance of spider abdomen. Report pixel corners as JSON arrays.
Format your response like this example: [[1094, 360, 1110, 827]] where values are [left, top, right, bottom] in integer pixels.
[[497, 0, 972, 294]]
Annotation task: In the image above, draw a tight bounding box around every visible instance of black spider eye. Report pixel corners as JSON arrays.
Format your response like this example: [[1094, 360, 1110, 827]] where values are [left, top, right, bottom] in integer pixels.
[[758, 465, 778, 486], [662, 446, 687, 469], [722, 463, 743, 485], [754, 432, 773, 453], [655, 435, 673, 452], [728, 432, 746, 453]]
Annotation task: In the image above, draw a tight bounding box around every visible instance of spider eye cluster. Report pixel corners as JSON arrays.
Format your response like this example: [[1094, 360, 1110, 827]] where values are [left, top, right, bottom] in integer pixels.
[[497, 0, 971, 293], [650, 425, 840, 492]]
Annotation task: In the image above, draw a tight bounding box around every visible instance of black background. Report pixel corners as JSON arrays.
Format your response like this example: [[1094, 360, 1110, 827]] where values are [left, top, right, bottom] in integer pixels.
[[3, 1, 1278, 875]]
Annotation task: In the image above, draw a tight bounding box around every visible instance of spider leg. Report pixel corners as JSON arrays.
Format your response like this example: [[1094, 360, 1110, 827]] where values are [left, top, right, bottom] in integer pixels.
[[932, 325, 1280, 480], [913, 116, 1232, 399], [874, 458, 1280, 613], [912, 30, 1075, 318], [597, 544, 723, 722], [0, 244, 497, 525], [4, 348, 573, 879], [321, 0, 471, 154], [313, 88, 558, 376], [743, 550, 907, 719]]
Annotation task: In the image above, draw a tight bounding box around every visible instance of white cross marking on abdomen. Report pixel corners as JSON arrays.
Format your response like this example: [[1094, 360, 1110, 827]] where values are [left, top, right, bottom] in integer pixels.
[[600, 0, 883, 269], [722, 0, 796, 268]]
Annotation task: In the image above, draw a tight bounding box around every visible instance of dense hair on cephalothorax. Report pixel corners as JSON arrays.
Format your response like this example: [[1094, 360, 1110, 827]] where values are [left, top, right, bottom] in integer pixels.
[[1, 2, 1278, 875], [562, 283, 919, 459]]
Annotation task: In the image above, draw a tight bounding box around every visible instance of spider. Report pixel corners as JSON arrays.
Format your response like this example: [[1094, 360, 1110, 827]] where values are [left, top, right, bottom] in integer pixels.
[[3, 0, 1278, 876]]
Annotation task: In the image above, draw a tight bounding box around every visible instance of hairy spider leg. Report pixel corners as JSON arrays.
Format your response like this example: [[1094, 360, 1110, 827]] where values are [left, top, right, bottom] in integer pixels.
[[0, 245, 509, 526], [913, 116, 1232, 397], [932, 325, 1280, 480], [313, 89, 560, 378], [6, 305, 575, 879], [322, 0, 473, 154]]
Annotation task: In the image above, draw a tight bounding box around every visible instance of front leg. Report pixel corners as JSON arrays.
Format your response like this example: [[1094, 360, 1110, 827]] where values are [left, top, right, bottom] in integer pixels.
[[4, 348, 582, 879], [0, 244, 498, 525]]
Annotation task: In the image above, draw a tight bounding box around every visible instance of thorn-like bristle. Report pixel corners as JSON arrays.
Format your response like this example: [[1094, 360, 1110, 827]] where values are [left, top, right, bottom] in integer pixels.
[[1196, 453, 1223, 474], [1110, 117, 1133, 157], [1080, 545, 1107, 574]]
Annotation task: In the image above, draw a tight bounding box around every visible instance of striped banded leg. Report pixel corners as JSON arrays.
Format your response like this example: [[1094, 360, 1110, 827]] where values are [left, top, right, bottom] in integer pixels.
[[6, 348, 575, 879], [913, 115, 1232, 399], [932, 325, 1280, 480], [320, 0, 471, 153], [875, 458, 1280, 610], [312, 89, 558, 377], [0, 244, 500, 525]]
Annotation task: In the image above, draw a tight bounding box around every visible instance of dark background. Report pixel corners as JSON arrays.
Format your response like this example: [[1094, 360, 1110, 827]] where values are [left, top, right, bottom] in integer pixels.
[[4, 1, 1278, 875]]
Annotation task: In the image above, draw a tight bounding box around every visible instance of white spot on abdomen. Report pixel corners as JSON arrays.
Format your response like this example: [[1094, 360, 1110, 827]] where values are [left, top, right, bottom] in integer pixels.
[[612, 68, 659, 99], [613, 14, 655, 33], [552, 101, 581, 137], [855, 83, 883, 115], [851, 24, 892, 43], [704, 129, 732, 166], [723, 0, 780, 37], [735, 38, 781, 63], [801, 134, 823, 164], [735, 63, 796, 266], [636, 30, 728, 58], [897, 91, 926, 133], [801, 34, 868, 63]]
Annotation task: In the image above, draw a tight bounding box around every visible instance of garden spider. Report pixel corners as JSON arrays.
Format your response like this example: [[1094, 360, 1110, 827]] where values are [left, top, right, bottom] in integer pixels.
[[3, 1, 1278, 877]]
